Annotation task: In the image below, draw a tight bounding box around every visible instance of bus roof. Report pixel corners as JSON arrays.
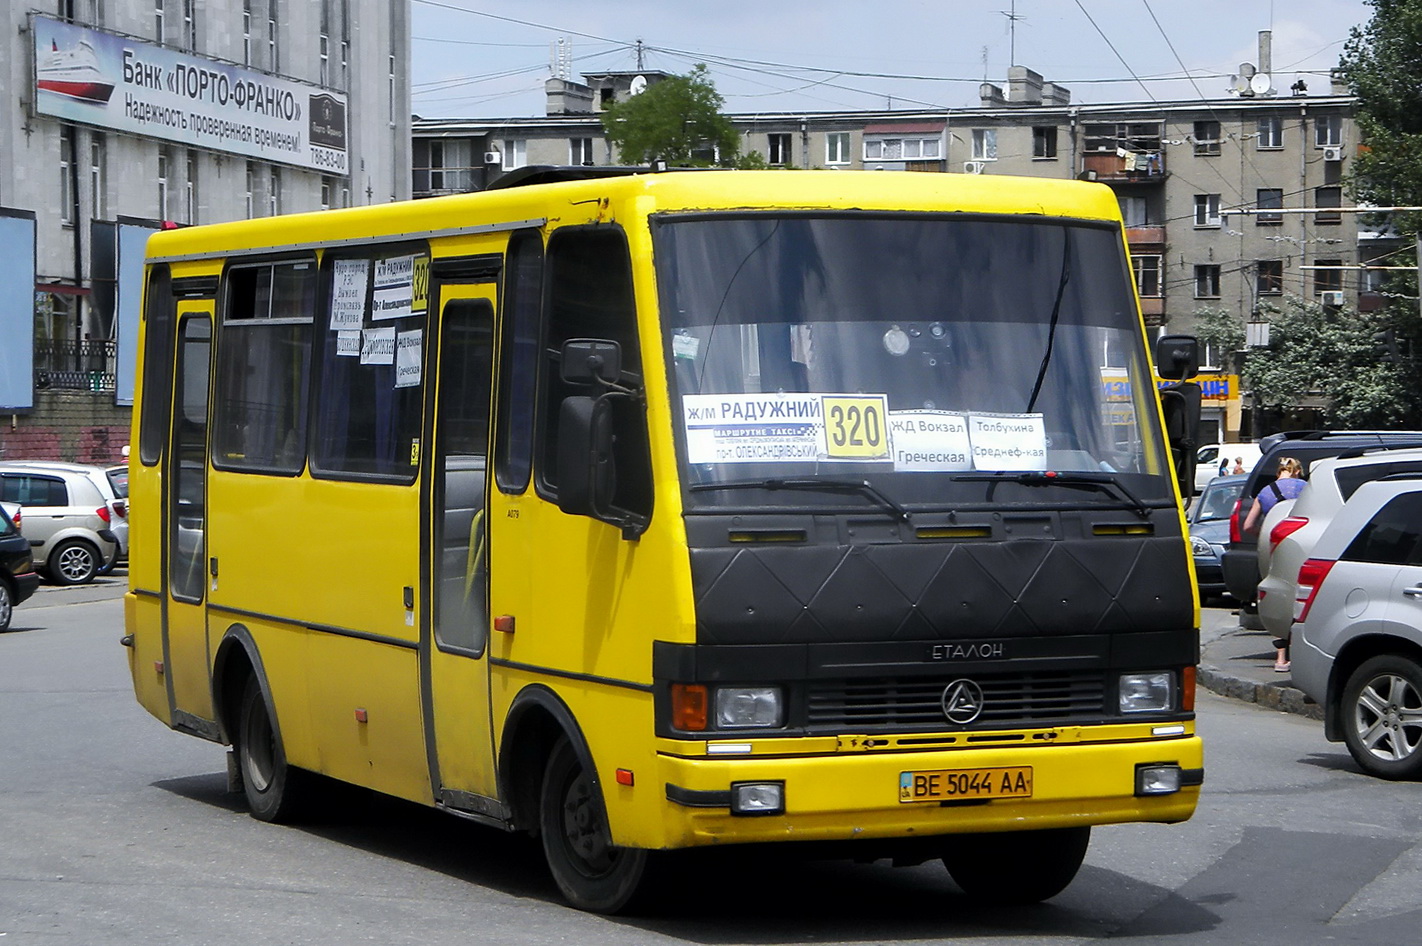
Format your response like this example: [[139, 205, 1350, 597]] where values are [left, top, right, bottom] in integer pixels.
[[144, 168, 1124, 263]]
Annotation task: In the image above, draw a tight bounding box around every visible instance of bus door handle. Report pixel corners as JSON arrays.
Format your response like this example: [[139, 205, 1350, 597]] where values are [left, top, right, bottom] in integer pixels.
[[209, 557, 218, 577]]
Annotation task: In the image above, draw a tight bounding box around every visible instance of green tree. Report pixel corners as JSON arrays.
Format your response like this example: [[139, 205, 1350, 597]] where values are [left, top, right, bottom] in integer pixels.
[[600, 65, 742, 167], [1244, 297, 1419, 427]]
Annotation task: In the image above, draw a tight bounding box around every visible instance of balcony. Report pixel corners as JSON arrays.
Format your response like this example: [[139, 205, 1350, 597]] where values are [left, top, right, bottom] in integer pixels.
[[412, 165, 483, 198], [1125, 225, 1166, 248], [33, 338, 115, 394], [1081, 150, 1166, 182]]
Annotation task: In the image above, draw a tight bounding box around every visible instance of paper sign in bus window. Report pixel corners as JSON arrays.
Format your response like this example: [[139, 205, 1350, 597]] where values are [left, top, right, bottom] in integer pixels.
[[967, 412, 1047, 471], [683, 393, 824, 465], [360, 325, 396, 365], [821, 395, 890, 460], [372, 255, 416, 321], [394, 329, 422, 388], [888, 410, 973, 471], [335, 329, 361, 357], [330, 259, 368, 329]]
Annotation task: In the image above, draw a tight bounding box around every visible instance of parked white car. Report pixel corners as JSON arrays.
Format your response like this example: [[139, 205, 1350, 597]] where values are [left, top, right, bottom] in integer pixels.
[[0, 462, 121, 584], [1291, 475, 1422, 778], [1257, 449, 1422, 643], [1194, 442, 1261, 494]]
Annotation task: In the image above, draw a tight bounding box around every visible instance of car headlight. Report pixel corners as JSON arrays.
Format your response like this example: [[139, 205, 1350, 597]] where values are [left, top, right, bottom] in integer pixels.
[[714, 687, 784, 729], [1189, 534, 1213, 557], [1119, 672, 1174, 713]]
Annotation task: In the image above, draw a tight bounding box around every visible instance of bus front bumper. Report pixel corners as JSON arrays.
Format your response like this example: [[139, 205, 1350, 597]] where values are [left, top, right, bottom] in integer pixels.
[[648, 732, 1203, 849]]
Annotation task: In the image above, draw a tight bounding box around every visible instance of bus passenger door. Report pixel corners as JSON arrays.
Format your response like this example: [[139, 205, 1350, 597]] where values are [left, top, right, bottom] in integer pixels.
[[423, 286, 500, 811], [164, 310, 217, 734]]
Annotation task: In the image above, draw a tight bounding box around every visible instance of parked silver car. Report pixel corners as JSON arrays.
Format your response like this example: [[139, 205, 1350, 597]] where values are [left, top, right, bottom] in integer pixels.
[[0, 462, 121, 584], [1257, 449, 1422, 644], [1292, 475, 1422, 779]]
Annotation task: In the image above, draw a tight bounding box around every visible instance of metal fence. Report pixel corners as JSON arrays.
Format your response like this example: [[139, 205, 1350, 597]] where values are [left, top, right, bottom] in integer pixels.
[[33, 338, 116, 394]]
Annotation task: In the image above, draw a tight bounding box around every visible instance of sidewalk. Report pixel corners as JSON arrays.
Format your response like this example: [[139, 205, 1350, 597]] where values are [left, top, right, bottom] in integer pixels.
[[1198, 606, 1323, 720]]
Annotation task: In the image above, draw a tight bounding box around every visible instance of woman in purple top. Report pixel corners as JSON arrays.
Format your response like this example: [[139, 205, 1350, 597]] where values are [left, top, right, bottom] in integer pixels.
[[1242, 456, 1305, 672]]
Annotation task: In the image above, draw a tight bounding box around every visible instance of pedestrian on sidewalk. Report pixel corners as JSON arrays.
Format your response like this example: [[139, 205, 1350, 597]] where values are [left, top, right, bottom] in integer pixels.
[[1243, 456, 1306, 671]]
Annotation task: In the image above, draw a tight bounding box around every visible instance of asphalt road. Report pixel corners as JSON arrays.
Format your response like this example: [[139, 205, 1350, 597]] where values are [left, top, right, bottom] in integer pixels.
[[3, 583, 1421, 945]]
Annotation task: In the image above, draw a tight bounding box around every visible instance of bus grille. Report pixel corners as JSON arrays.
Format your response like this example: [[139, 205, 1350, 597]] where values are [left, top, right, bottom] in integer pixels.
[[805, 671, 1107, 731]]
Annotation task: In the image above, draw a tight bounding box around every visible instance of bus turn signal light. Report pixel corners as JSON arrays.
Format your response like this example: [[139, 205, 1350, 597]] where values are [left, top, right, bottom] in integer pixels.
[[671, 684, 708, 731]]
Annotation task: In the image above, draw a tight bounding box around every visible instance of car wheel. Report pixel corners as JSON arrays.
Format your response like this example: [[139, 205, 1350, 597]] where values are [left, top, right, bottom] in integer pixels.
[[942, 826, 1091, 904], [48, 539, 99, 585], [1341, 654, 1422, 780], [539, 736, 650, 913], [0, 579, 12, 631], [235, 676, 314, 822]]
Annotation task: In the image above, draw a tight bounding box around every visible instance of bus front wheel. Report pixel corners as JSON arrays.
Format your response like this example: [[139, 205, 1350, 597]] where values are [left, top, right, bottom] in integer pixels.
[[942, 826, 1090, 904], [539, 736, 650, 913], [236, 676, 313, 823]]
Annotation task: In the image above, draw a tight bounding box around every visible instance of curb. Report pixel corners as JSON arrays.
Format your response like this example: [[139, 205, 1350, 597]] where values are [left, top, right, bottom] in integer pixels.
[[1197, 665, 1324, 720]]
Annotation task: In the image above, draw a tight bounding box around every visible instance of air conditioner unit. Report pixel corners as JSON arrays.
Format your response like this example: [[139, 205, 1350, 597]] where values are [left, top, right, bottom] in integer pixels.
[[483, 151, 501, 165], [963, 161, 986, 175], [1323, 146, 1343, 162], [1320, 290, 1345, 307]]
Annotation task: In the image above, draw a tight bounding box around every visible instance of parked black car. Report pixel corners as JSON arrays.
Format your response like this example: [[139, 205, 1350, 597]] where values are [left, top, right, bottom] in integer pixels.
[[0, 506, 40, 631], [1221, 430, 1422, 626], [1189, 473, 1246, 601]]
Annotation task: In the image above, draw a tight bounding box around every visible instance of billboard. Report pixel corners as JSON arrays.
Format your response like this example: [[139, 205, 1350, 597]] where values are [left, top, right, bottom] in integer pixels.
[[31, 15, 348, 176], [0, 210, 37, 411]]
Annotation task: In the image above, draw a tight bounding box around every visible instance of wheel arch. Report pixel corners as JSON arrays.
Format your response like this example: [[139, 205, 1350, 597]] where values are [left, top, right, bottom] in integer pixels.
[[1326, 632, 1422, 742], [211, 624, 276, 748], [498, 684, 598, 835]]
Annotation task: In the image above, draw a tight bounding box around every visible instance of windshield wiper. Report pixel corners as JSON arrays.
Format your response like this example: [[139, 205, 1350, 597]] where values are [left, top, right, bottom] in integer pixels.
[[951, 470, 1152, 519], [689, 476, 911, 522]]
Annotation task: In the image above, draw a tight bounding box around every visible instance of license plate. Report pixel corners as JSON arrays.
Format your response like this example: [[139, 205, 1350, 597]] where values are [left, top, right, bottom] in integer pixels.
[[899, 766, 1033, 802]]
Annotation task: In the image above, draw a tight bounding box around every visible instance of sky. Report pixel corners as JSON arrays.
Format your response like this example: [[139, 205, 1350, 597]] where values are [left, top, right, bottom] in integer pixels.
[[409, 0, 1374, 120]]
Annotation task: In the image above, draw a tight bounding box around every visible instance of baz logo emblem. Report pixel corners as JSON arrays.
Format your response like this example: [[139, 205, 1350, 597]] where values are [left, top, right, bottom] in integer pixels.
[[941, 679, 985, 725]]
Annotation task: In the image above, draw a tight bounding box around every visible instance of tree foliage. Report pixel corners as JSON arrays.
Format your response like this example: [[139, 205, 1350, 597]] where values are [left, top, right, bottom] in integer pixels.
[[1244, 297, 1420, 427], [599, 65, 742, 167]]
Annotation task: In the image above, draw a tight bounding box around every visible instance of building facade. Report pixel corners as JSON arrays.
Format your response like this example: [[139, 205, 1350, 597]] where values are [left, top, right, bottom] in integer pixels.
[[0, 1, 410, 459], [414, 62, 1366, 443]]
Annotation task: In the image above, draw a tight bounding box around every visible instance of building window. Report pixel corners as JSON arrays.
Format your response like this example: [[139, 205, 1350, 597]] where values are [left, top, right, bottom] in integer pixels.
[[157, 149, 170, 220], [185, 150, 197, 224], [1193, 121, 1221, 156], [825, 132, 850, 165], [863, 136, 940, 161], [321, 177, 333, 211], [1194, 264, 1221, 298], [154, 0, 164, 42], [269, 166, 281, 216], [1257, 260, 1283, 296], [89, 133, 105, 220], [768, 133, 792, 166], [1314, 259, 1344, 295], [502, 140, 526, 170], [341, 40, 349, 88], [569, 138, 593, 166], [319, 0, 331, 86], [1033, 126, 1058, 159], [242, 0, 251, 64], [1256, 187, 1283, 224], [182, 0, 195, 48], [1194, 194, 1222, 227], [59, 126, 75, 226], [1257, 116, 1282, 149], [245, 162, 255, 217], [267, 1, 278, 71], [1118, 195, 1148, 227], [388, 54, 396, 124], [1315, 115, 1343, 148], [1315, 185, 1342, 224], [1084, 123, 1162, 153], [971, 129, 997, 160], [1132, 255, 1162, 297]]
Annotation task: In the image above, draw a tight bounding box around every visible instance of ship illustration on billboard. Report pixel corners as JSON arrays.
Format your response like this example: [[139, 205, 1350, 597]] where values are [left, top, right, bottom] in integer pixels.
[[36, 37, 114, 104]]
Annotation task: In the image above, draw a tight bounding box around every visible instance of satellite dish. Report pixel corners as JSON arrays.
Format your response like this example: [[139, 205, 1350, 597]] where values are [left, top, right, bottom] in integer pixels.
[[1232, 74, 1252, 94], [1250, 73, 1274, 95], [1239, 62, 1256, 78], [629, 75, 647, 95]]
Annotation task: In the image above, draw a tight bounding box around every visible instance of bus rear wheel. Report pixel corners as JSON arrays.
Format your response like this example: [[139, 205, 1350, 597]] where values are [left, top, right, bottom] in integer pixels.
[[235, 676, 313, 823], [539, 736, 650, 913], [942, 826, 1090, 904]]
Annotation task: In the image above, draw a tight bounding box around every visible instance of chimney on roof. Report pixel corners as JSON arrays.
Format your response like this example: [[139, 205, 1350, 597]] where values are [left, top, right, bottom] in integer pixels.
[[545, 76, 594, 115], [979, 82, 1007, 108], [1007, 66, 1044, 105]]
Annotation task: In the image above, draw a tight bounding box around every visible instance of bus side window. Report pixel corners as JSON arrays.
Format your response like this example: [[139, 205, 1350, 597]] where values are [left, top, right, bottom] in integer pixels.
[[535, 226, 653, 522], [138, 265, 175, 466], [495, 229, 542, 494]]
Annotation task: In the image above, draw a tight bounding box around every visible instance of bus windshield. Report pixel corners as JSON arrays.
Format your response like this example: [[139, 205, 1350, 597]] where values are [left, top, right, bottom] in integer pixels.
[[653, 212, 1174, 514]]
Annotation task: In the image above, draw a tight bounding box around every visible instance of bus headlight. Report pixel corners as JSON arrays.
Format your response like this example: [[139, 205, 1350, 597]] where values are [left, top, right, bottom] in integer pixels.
[[714, 687, 784, 729], [1119, 672, 1174, 713], [731, 781, 785, 815]]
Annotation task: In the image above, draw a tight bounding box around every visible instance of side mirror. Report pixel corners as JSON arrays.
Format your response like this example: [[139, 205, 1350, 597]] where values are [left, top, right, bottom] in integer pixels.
[[1156, 334, 1200, 381], [1160, 381, 1202, 499], [561, 339, 622, 385], [556, 395, 617, 518]]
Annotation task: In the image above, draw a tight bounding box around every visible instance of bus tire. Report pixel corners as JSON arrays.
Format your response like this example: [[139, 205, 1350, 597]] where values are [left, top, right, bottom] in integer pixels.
[[539, 736, 649, 913], [942, 826, 1090, 904], [235, 676, 313, 823]]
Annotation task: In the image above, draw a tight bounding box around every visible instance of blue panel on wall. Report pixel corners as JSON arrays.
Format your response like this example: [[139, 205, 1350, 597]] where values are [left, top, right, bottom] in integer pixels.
[[114, 223, 157, 407], [0, 210, 38, 411]]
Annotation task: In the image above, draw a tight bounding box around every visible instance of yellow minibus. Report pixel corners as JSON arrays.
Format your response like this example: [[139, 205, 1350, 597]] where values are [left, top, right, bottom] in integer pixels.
[[125, 166, 1204, 912]]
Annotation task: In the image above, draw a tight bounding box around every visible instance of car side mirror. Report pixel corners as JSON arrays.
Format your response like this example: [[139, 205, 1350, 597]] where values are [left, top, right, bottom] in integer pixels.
[[556, 395, 617, 520], [1156, 335, 1200, 381], [561, 339, 622, 385], [1160, 381, 1202, 499]]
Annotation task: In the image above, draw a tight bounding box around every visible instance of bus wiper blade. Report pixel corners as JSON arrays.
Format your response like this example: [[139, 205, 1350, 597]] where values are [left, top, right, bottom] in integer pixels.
[[689, 477, 911, 522], [951, 470, 1151, 519]]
